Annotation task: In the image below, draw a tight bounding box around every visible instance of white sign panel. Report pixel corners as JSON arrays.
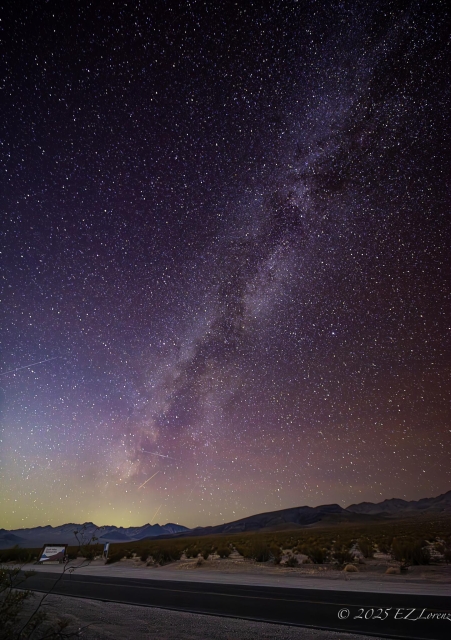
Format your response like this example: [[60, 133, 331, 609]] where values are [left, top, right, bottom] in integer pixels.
[[39, 546, 66, 562]]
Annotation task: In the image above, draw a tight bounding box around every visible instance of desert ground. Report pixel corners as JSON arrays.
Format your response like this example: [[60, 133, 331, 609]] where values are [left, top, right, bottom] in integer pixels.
[[28, 550, 451, 589], [18, 592, 389, 640], [7, 550, 450, 638], [164, 550, 451, 584]]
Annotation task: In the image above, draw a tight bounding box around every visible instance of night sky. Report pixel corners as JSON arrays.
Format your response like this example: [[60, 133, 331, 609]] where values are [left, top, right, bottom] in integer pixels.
[[1, 0, 450, 530]]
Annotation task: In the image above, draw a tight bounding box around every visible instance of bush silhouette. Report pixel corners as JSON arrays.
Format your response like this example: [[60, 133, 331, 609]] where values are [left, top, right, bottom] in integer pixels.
[[307, 546, 328, 564], [284, 554, 299, 567], [247, 540, 271, 562], [152, 546, 183, 565], [270, 545, 282, 564], [106, 549, 126, 564], [377, 539, 392, 554], [391, 538, 430, 565], [233, 544, 247, 557], [333, 546, 354, 565], [0, 546, 34, 564], [357, 538, 374, 558]]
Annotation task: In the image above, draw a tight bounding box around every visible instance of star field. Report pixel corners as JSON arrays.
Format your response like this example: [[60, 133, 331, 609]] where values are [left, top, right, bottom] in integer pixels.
[[1, 0, 450, 529]]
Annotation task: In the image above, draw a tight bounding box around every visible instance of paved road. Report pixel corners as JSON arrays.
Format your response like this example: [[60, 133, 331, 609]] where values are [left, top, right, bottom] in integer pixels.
[[19, 560, 450, 595], [22, 571, 451, 639]]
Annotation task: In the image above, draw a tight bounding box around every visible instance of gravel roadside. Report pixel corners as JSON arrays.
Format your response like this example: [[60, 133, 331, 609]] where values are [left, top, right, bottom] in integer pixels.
[[19, 593, 384, 640]]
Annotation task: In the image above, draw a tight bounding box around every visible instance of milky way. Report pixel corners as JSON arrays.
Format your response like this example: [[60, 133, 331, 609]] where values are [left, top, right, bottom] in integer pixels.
[[1, 0, 450, 529]]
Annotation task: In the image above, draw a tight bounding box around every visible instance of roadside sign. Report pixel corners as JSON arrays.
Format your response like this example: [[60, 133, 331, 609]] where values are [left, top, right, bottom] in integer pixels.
[[38, 544, 67, 563]]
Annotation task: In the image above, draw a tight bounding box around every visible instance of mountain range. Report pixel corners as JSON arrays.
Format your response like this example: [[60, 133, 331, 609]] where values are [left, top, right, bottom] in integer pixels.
[[1, 490, 450, 549], [346, 490, 451, 515], [0, 522, 188, 549], [164, 489, 451, 538]]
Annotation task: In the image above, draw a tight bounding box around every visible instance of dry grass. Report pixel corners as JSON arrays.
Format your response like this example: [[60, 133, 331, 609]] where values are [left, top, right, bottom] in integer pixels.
[[344, 564, 358, 572]]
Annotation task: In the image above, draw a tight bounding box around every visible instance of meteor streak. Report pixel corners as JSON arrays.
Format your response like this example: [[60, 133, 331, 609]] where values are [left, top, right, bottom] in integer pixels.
[[142, 450, 176, 460], [0, 356, 61, 377], [138, 471, 159, 490], [151, 504, 162, 523]]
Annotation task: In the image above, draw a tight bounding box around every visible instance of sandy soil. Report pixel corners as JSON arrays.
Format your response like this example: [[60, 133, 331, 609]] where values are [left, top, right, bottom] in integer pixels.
[[102, 552, 451, 588], [17, 592, 388, 640]]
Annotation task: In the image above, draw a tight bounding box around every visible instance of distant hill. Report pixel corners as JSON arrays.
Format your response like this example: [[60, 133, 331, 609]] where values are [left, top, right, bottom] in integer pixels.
[[0, 531, 24, 545], [2, 490, 449, 549], [149, 489, 451, 540], [0, 522, 189, 549], [346, 489, 451, 515], [162, 503, 349, 539]]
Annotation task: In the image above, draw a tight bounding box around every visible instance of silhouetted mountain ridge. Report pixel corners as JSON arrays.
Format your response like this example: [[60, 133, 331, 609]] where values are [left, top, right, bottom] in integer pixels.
[[0, 522, 189, 549], [149, 490, 451, 539], [180, 503, 347, 537], [1, 490, 449, 548], [346, 489, 451, 515]]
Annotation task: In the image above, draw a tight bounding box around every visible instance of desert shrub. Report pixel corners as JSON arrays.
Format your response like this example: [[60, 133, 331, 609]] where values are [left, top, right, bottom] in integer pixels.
[[77, 543, 103, 561], [233, 544, 247, 557], [0, 566, 58, 639], [217, 547, 231, 558], [1, 553, 100, 638], [247, 540, 271, 562], [201, 548, 210, 560], [332, 546, 354, 565], [358, 538, 374, 558], [391, 538, 430, 565], [436, 540, 451, 564], [344, 564, 358, 572], [75, 542, 102, 560], [106, 550, 125, 564], [270, 545, 282, 564], [335, 538, 353, 550], [307, 546, 328, 564], [140, 549, 151, 562], [81, 548, 96, 561], [284, 555, 299, 567], [0, 546, 34, 564], [377, 539, 392, 554], [152, 546, 183, 565]]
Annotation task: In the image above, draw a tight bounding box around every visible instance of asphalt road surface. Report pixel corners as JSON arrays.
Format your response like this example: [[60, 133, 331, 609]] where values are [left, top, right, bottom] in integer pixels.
[[21, 571, 450, 640]]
